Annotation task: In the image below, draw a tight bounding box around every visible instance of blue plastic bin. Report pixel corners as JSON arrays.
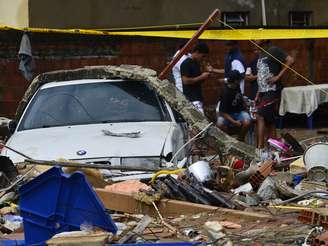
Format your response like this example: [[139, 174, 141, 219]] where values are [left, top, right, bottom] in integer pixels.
[[0, 240, 25, 246], [19, 166, 117, 246]]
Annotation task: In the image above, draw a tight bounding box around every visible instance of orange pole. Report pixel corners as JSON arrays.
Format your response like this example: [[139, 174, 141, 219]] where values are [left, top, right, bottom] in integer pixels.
[[158, 9, 220, 80]]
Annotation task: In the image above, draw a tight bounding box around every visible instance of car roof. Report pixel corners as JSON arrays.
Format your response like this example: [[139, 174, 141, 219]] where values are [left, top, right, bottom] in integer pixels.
[[40, 79, 128, 89]]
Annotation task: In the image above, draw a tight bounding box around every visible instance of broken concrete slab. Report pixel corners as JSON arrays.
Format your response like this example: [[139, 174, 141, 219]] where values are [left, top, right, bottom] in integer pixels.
[[16, 65, 256, 162]]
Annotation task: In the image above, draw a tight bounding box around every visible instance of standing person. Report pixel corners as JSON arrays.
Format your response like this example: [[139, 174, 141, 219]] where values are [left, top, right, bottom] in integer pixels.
[[217, 70, 251, 142], [180, 42, 211, 113], [172, 42, 191, 92], [245, 47, 260, 100], [224, 40, 246, 94], [255, 40, 294, 152]]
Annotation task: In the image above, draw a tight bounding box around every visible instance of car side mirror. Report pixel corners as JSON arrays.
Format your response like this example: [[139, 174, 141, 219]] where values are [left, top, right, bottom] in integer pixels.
[[8, 120, 17, 134]]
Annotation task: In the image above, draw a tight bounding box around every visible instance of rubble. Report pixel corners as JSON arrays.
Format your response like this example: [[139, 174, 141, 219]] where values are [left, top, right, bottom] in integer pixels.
[[314, 230, 328, 246], [47, 231, 113, 246], [0, 65, 328, 245]]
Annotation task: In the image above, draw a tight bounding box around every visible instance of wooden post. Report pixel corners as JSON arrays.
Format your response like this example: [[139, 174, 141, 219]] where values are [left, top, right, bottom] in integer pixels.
[[158, 9, 220, 80]]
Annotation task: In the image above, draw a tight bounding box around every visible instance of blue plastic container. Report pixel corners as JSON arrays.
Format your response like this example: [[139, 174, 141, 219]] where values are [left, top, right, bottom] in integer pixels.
[[19, 166, 117, 245], [0, 240, 25, 246]]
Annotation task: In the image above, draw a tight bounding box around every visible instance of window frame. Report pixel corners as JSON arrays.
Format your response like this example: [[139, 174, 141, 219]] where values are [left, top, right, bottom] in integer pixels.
[[289, 11, 312, 26], [221, 12, 249, 27]]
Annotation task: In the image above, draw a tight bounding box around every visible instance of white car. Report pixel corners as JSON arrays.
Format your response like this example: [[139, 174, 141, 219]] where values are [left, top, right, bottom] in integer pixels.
[[2, 79, 188, 169]]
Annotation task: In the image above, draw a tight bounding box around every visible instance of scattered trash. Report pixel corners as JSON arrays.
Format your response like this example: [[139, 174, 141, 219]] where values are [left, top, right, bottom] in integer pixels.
[[303, 143, 328, 182], [249, 160, 274, 188], [257, 176, 279, 201], [218, 221, 242, 229], [102, 129, 142, 138], [232, 182, 253, 194], [0, 192, 16, 207], [203, 221, 233, 246], [183, 228, 199, 238], [203, 221, 225, 241], [105, 180, 151, 194], [47, 230, 113, 246], [117, 215, 152, 243], [1, 215, 23, 233], [188, 161, 213, 183], [313, 229, 328, 246], [0, 65, 325, 245]]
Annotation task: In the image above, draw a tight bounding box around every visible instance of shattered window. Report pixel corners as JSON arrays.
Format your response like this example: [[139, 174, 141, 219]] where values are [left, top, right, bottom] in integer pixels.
[[18, 80, 168, 130]]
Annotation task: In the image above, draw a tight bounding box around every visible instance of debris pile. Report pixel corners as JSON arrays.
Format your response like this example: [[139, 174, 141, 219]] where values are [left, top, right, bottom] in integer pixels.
[[0, 65, 328, 245]]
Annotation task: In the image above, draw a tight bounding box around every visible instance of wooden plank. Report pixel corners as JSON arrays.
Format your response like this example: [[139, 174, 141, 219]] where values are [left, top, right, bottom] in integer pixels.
[[95, 189, 271, 220]]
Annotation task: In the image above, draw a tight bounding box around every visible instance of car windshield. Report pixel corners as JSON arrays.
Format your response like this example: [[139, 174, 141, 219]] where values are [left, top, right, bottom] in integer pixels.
[[18, 80, 169, 131]]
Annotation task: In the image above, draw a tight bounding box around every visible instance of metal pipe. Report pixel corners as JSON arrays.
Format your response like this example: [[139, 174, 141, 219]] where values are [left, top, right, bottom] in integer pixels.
[[158, 9, 220, 80], [261, 0, 267, 26], [0, 143, 32, 160], [24, 158, 175, 172]]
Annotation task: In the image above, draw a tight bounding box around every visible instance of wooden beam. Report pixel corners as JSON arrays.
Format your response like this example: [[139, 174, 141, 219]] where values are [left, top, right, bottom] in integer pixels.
[[95, 189, 271, 220], [158, 9, 220, 80]]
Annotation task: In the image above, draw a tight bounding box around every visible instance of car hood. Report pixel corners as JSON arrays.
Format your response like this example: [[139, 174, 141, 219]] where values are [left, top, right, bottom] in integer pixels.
[[4, 122, 173, 163]]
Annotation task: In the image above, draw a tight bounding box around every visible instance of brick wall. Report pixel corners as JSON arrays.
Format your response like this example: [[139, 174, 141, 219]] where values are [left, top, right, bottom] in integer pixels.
[[0, 33, 326, 123]]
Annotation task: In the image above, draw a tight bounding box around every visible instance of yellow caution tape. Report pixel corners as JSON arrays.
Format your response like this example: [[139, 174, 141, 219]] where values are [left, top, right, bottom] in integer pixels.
[[106, 29, 328, 40], [1, 25, 328, 40], [268, 205, 311, 210]]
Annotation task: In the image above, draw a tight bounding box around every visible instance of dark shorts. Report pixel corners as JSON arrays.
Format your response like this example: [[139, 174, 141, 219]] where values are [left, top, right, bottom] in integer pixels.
[[257, 91, 279, 124]]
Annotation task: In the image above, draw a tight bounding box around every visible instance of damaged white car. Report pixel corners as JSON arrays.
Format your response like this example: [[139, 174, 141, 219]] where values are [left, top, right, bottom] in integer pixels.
[[2, 79, 188, 169]]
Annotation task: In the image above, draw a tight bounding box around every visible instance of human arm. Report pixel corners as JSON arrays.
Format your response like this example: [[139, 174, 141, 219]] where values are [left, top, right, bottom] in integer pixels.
[[182, 72, 210, 85], [181, 59, 210, 85], [245, 73, 257, 82], [268, 53, 295, 85], [231, 60, 245, 75], [206, 64, 224, 74], [254, 91, 260, 103], [217, 78, 227, 83], [245, 66, 257, 82]]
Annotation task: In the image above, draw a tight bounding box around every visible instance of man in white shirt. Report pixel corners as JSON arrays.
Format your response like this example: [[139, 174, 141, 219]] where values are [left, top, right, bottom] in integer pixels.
[[223, 40, 246, 94], [172, 43, 191, 92]]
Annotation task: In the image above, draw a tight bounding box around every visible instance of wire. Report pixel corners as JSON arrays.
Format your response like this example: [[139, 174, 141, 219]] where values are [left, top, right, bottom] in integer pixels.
[[0, 143, 32, 159], [217, 19, 328, 97], [169, 122, 213, 163]]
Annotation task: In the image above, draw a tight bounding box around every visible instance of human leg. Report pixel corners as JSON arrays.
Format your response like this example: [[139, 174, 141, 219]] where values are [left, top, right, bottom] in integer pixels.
[[257, 115, 265, 148], [217, 116, 229, 133], [236, 111, 251, 142], [267, 122, 276, 139], [256, 91, 277, 148]]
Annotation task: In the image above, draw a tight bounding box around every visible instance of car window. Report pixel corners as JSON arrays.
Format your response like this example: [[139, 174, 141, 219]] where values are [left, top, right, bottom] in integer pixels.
[[18, 81, 169, 131]]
